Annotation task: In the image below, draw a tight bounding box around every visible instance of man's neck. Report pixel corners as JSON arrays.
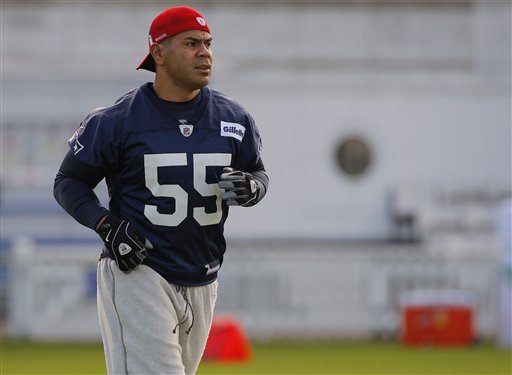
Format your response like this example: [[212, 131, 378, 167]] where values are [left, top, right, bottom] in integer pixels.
[[153, 78, 200, 103]]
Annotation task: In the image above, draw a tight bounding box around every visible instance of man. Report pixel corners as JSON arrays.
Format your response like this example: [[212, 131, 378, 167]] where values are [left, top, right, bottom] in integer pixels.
[[54, 6, 268, 374]]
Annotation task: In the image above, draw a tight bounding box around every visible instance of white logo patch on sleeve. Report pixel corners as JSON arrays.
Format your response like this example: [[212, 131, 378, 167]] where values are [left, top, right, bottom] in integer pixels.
[[71, 138, 84, 155], [220, 121, 245, 142]]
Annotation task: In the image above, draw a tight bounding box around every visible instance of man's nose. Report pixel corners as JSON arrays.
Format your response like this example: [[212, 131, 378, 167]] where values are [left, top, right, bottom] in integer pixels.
[[198, 44, 211, 58]]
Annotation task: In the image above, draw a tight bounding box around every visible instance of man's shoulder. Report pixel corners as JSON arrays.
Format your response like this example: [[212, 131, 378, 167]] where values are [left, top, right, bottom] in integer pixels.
[[83, 85, 147, 124], [209, 88, 249, 115]]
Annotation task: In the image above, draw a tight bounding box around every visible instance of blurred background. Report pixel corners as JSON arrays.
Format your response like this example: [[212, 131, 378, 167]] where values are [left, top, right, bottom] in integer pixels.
[[1, 0, 511, 360]]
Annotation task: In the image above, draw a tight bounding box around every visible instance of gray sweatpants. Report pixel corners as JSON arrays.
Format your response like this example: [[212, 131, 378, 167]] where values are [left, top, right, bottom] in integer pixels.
[[97, 258, 218, 375]]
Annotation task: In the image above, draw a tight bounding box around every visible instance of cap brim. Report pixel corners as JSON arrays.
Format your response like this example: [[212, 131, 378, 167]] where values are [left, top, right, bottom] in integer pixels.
[[136, 53, 156, 72]]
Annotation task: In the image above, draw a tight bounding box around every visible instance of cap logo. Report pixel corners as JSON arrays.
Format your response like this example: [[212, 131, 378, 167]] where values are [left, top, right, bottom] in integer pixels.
[[155, 33, 168, 43], [196, 17, 206, 26]]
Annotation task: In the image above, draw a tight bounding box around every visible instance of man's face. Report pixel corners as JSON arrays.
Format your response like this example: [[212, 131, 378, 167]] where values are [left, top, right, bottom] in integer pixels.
[[159, 30, 213, 91]]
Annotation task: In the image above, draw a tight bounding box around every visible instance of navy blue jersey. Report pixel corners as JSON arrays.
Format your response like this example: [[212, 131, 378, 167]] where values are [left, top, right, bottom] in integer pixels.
[[68, 83, 267, 285]]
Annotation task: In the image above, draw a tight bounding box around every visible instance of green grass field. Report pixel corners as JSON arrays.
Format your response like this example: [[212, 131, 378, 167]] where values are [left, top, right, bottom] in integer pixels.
[[1, 340, 510, 375]]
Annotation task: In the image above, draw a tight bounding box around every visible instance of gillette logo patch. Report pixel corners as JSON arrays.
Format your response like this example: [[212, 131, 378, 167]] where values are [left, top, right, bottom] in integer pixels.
[[220, 121, 245, 142]]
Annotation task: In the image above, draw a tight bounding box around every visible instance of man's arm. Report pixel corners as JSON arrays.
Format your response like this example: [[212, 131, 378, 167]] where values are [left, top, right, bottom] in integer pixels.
[[54, 150, 151, 273], [251, 169, 269, 203], [53, 149, 109, 230]]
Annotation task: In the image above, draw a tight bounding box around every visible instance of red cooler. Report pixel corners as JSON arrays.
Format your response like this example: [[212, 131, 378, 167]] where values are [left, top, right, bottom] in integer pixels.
[[399, 290, 475, 346]]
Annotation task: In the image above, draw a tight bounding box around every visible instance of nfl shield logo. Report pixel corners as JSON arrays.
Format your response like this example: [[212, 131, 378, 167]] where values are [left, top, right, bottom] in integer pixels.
[[179, 124, 194, 137]]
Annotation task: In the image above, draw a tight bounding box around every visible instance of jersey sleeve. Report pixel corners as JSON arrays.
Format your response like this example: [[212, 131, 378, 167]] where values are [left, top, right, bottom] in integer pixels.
[[235, 113, 265, 173], [236, 113, 269, 202], [57, 108, 123, 228], [67, 108, 120, 170], [53, 149, 109, 230]]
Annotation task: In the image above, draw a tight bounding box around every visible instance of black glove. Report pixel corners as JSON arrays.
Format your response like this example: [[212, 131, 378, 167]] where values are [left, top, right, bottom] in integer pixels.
[[96, 214, 153, 273], [218, 167, 259, 207]]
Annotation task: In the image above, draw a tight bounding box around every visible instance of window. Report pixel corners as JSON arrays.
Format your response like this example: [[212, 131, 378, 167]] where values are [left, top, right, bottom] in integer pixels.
[[335, 137, 372, 177]]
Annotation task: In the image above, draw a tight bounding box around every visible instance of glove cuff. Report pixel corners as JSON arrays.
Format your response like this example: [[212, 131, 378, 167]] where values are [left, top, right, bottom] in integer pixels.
[[241, 177, 261, 207], [95, 214, 121, 242]]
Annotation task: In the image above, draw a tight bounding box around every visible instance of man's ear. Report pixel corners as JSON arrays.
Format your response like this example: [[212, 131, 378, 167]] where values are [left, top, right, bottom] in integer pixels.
[[150, 43, 165, 68]]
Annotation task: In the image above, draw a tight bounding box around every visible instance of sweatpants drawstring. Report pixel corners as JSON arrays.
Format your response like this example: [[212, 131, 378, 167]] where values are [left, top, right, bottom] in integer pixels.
[[172, 285, 195, 335]]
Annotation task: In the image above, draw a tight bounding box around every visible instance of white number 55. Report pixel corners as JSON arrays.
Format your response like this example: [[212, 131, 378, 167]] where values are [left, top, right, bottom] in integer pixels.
[[144, 153, 231, 227]]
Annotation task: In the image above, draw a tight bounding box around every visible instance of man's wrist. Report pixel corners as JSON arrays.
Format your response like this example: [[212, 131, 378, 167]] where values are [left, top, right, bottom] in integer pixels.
[[95, 214, 109, 231]]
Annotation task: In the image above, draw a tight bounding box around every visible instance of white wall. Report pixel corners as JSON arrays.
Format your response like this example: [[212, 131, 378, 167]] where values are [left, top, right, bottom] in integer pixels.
[[2, 1, 510, 240]]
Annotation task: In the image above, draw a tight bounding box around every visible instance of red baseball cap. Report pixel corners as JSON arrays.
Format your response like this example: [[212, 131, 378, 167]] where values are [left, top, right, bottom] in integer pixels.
[[136, 6, 211, 72]]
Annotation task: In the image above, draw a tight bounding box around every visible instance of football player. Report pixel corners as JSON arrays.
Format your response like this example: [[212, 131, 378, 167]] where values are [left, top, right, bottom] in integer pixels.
[[54, 6, 268, 374]]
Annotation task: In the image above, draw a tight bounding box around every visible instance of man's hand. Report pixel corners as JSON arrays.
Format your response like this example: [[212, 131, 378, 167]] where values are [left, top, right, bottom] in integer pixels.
[[96, 214, 153, 273], [218, 167, 259, 207]]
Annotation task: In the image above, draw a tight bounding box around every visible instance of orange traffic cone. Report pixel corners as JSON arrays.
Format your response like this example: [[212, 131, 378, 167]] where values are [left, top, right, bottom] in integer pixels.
[[203, 315, 252, 363]]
